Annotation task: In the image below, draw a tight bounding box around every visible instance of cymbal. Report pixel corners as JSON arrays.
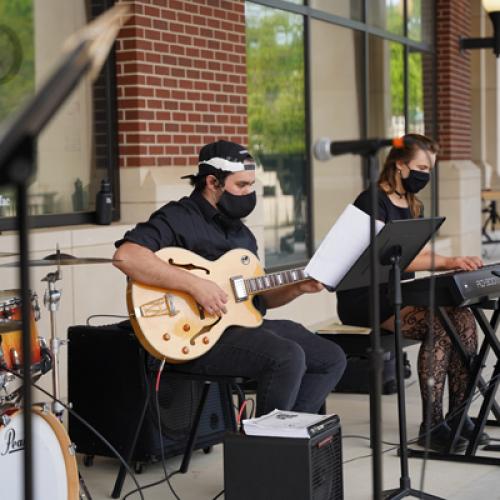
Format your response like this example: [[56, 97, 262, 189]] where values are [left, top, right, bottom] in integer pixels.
[[0, 252, 18, 257], [0, 252, 119, 267], [0, 320, 22, 333]]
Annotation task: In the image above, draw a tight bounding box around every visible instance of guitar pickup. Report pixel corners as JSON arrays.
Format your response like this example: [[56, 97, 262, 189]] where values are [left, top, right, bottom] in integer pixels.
[[137, 294, 179, 318], [230, 276, 248, 302]]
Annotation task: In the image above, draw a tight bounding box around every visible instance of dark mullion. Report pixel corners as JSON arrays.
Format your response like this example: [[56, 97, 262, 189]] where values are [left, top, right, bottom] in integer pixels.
[[304, 11, 314, 259], [404, 0, 409, 134]]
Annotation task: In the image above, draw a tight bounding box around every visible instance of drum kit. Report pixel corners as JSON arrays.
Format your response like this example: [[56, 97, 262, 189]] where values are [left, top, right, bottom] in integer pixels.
[[0, 249, 117, 500]]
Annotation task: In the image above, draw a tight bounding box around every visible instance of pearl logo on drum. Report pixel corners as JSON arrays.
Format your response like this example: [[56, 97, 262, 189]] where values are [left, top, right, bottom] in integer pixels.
[[1, 427, 24, 456]]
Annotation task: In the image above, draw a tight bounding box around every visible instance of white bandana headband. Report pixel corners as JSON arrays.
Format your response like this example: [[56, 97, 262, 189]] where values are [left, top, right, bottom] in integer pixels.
[[199, 157, 256, 172]]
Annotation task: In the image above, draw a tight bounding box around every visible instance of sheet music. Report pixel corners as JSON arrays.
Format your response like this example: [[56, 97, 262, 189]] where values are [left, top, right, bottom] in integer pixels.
[[305, 204, 385, 289], [242, 409, 336, 438]]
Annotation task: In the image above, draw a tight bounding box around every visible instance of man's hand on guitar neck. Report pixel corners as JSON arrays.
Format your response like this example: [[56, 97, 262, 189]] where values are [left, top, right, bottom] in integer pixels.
[[190, 276, 228, 316], [262, 279, 324, 309], [297, 279, 324, 294]]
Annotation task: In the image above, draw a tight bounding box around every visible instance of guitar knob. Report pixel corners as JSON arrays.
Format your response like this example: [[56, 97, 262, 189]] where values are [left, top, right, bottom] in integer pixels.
[[202, 336, 209, 345], [182, 346, 189, 355], [183, 324, 190, 332], [163, 333, 170, 341]]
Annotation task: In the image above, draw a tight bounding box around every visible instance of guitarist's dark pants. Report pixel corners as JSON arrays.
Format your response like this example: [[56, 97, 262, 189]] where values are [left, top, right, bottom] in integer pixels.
[[162, 319, 346, 416]]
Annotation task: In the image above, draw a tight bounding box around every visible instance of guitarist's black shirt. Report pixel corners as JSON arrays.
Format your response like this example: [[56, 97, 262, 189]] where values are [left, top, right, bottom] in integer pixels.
[[115, 189, 265, 313]]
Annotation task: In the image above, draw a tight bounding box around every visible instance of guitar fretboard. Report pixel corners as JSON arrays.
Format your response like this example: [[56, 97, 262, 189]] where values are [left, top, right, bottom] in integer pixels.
[[245, 268, 308, 294]]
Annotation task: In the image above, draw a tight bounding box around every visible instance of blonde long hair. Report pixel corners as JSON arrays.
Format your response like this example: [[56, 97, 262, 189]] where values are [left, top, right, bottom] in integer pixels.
[[378, 133, 439, 217]]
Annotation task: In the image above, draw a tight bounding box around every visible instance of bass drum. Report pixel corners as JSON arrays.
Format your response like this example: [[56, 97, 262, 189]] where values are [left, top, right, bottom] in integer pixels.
[[0, 405, 79, 500]]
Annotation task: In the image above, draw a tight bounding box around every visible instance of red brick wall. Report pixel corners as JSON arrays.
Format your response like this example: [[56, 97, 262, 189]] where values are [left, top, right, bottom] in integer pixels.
[[115, 0, 248, 168], [436, 0, 472, 160]]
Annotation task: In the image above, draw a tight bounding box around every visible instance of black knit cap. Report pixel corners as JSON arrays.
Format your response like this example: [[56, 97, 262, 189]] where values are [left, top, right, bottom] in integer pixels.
[[181, 140, 254, 179]]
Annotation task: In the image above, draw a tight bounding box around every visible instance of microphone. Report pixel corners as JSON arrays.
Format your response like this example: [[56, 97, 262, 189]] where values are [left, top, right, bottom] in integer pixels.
[[313, 136, 406, 161]]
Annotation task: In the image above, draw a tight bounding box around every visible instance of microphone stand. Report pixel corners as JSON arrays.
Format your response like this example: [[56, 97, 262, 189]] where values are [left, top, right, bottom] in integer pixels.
[[365, 152, 384, 500], [382, 248, 444, 499]]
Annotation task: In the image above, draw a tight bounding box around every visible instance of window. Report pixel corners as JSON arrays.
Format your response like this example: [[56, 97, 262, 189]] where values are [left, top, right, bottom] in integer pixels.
[[0, 0, 118, 230], [368, 0, 404, 36], [310, 20, 364, 245], [245, 0, 435, 268], [309, 0, 363, 21], [368, 37, 405, 137], [246, 2, 307, 268], [408, 0, 434, 43]]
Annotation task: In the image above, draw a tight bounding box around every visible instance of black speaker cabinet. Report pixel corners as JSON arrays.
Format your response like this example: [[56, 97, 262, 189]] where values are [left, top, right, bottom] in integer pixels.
[[68, 322, 233, 464], [224, 416, 343, 500]]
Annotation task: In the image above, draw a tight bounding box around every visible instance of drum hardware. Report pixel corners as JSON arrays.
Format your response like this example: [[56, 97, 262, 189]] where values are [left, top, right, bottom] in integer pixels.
[[42, 265, 66, 419]]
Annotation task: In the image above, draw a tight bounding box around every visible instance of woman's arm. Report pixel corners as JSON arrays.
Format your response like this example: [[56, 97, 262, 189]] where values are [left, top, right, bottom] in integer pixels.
[[405, 244, 483, 272]]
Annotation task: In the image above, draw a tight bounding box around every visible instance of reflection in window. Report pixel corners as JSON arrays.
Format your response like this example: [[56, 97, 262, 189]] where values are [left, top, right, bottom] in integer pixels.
[[409, 49, 435, 137], [408, 0, 433, 43], [367, 0, 404, 36], [309, 0, 363, 21], [368, 36, 405, 138], [0, 1, 34, 217], [408, 50, 424, 134], [246, 2, 307, 268], [0, 0, 112, 222]]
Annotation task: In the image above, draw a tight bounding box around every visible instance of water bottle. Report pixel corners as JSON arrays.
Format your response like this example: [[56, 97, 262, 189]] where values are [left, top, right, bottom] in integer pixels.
[[95, 179, 113, 225]]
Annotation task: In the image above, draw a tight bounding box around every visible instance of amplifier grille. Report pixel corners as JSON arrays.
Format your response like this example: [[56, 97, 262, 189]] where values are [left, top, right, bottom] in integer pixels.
[[311, 430, 343, 500]]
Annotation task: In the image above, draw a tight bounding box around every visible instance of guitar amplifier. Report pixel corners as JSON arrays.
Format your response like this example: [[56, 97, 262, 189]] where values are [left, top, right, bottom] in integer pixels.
[[68, 322, 233, 464], [224, 416, 343, 500]]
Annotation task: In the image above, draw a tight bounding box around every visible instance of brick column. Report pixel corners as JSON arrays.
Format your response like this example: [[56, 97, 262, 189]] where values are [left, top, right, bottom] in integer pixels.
[[436, 0, 472, 160], [434, 0, 481, 256], [115, 0, 248, 169]]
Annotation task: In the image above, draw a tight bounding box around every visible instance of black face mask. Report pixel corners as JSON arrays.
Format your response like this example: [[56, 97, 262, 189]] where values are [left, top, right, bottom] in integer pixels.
[[217, 190, 256, 219], [402, 170, 430, 193]]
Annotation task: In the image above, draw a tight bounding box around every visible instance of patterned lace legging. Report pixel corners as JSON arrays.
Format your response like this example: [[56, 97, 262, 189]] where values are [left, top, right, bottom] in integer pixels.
[[399, 306, 477, 425]]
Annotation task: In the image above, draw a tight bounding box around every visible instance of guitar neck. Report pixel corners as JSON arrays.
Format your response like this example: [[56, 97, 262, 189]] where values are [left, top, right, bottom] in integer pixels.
[[245, 267, 308, 295]]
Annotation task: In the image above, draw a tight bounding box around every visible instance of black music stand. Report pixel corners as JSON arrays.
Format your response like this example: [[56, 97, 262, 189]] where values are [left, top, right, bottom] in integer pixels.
[[336, 216, 445, 499]]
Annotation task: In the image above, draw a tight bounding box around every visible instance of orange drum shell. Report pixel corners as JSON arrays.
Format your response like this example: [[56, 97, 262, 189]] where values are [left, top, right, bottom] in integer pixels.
[[0, 291, 41, 370]]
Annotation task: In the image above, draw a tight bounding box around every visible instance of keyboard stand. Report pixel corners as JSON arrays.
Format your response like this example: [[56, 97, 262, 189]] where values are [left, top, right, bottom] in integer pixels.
[[406, 301, 500, 465]]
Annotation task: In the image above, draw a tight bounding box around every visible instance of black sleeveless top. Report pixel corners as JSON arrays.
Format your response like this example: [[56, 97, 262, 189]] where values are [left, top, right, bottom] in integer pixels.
[[336, 189, 416, 326]]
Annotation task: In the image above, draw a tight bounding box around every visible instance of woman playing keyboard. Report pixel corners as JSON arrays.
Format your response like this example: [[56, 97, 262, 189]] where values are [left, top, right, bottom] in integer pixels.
[[337, 133, 488, 452]]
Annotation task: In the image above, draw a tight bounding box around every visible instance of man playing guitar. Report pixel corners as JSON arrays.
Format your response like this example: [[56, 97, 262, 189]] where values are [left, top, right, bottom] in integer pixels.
[[113, 140, 346, 416]]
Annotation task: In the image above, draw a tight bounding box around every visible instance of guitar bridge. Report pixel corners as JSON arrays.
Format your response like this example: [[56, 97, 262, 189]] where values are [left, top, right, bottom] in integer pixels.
[[230, 276, 248, 302], [137, 294, 179, 318]]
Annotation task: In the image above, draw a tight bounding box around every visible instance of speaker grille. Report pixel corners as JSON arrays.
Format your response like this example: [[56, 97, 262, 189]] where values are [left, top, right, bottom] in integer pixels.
[[151, 378, 225, 441], [311, 431, 343, 500]]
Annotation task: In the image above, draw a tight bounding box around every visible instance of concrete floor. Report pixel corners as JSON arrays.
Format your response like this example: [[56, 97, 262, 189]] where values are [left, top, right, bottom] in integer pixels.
[[76, 246, 500, 499], [77, 341, 500, 500]]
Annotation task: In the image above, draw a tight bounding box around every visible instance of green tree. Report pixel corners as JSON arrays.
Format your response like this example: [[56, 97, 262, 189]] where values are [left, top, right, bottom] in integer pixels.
[[246, 7, 305, 157], [0, 0, 34, 122]]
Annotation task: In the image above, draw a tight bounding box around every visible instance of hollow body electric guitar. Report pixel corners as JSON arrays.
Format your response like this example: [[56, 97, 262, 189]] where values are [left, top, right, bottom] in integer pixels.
[[127, 247, 309, 363]]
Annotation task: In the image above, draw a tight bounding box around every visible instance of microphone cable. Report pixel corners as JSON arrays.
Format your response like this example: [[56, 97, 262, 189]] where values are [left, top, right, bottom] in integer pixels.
[[0, 366, 145, 500]]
